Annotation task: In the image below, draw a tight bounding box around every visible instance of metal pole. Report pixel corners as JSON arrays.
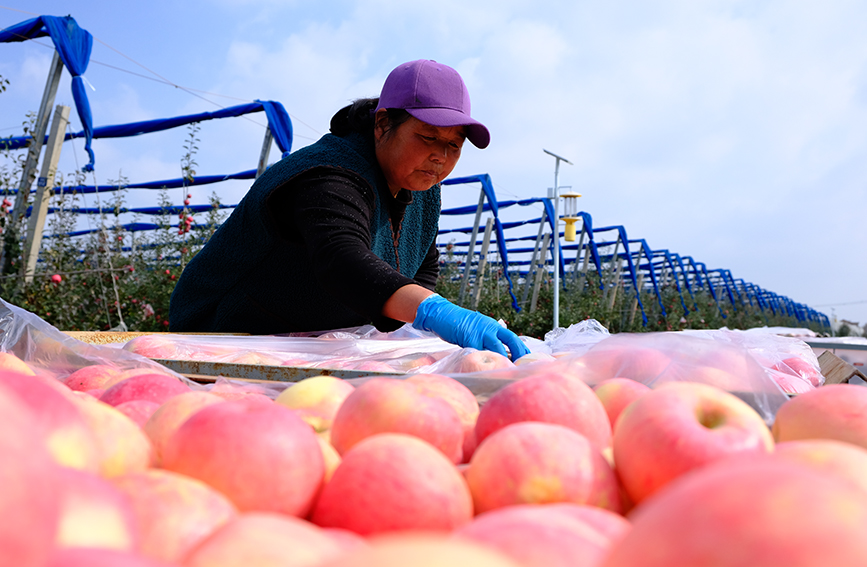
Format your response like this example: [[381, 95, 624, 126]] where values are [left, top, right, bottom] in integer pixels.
[[543, 149, 572, 330], [530, 233, 551, 313]]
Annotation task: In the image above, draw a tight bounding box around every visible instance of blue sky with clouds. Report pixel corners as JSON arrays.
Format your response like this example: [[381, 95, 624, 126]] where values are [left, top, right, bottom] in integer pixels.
[[2, 1, 866, 329]]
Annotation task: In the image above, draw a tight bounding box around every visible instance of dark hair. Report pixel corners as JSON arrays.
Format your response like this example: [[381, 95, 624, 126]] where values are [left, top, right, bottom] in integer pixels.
[[329, 97, 411, 137]]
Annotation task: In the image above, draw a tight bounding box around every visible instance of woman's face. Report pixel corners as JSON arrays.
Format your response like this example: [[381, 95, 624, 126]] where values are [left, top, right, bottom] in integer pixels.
[[374, 110, 466, 196]]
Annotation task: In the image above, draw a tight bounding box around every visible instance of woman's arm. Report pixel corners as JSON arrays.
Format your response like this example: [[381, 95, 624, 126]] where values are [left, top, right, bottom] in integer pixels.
[[274, 169, 420, 330], [413, 241, 440, 291], [381, 283, 435, 323]]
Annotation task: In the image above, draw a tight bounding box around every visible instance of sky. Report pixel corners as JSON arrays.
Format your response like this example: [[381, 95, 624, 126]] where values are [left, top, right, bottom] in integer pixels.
[[1, 0, 866, 330]]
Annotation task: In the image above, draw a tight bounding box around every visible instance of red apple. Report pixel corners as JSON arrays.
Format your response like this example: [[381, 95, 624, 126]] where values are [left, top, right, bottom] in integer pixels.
[[513, 352, 558, 366], [99, 373, 192, 407], [593, 377, 651, 430], [0, 370, 100, 472], [207, 380, 275, 404], [0, 351, 35, 375], [111, 469, 238, 563], [398, 352, 439, 371], [0, 381, 62, 567], [457, 349, 515, 374], [406, 373, 480, 462], [64, 364, 124, 391], [602, 460, 867, 567], [613, 381, 773, 504], [322, 527, 368, 553], [311, 433, 473, 535], [70, 393, 154, 477], [766, 367, 815, 394], [162, 400, 324, 517], [114, 400, 161, 427], [768, 439, 867, 496], [317, 533, 522, 567], [772, 356, 823, 388], [115, 367, 179, 382], [122, 335, 181, 359], [543, 502, 631, 541], [30, 372, 77, 398], [573, 339, 672, 384], [475, 371, 612, 451], [274, 375, 355, 432], [772, 384, 867, 449], [46, 548, 177, 567], [55, 467, 138, 551], [329, 377, 464, 463], [353, 360, 398, 373], [183, 512, 346, 567], [466, 421, 621, 514], [228, 351, 283, 365], [317, 433, 342, 483], [143, 391, 225, 466], [454, 503, 631, 567]]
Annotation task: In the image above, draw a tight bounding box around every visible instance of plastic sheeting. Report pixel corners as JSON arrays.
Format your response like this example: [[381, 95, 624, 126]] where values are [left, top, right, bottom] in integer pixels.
[[0, 15, 95, 170], [0, 297, 195, 386]]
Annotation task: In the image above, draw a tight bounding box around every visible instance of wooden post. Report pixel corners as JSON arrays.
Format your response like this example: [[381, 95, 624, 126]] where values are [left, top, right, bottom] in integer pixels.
[[608, 256, 624, 311], [530, 232, 551, 313], [629, 272, 646, 327], [22, 105, 70, 282], [255, 126, 273, 179], [571, 224, 586, 282], [12, 52, 64, 222], [2, 51, 64, 272], [575, 240, 592, 294], [471, 217, 494, 310]]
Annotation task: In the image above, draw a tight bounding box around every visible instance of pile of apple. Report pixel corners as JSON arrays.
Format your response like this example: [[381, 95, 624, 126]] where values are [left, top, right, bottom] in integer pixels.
[[4, 345, 867, 567], [122, 327, 824, 396]]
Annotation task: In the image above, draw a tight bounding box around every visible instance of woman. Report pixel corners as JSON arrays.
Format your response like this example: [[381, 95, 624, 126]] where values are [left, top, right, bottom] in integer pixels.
[[170, 59, 529, 361]]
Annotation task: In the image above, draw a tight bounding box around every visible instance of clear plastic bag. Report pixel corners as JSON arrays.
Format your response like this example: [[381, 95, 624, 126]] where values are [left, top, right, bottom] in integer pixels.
[[567, 331, 791, 423], [0, 298, 196, 387], [681, 328, 823, 392], [122, 326, 462, 374]]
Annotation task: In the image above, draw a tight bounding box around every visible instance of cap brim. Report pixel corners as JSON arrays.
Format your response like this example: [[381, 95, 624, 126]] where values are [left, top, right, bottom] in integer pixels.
[[406, 107, 490, 149]]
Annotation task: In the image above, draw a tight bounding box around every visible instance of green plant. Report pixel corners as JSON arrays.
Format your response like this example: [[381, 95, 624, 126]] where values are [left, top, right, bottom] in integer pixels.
[[0, 117, 229, 331]]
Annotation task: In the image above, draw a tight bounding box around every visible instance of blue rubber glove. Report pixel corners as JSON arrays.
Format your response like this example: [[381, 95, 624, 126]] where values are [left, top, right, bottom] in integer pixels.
[[412, 294, 530, 361]]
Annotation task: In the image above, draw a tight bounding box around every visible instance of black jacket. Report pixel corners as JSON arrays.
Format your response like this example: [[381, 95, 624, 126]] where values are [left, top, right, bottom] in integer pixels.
[[169, 131, 441, 334]]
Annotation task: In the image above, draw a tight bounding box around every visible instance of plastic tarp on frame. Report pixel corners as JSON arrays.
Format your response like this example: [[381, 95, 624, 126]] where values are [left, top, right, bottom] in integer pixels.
[[3, 100, 294, 180], [441, 174, 521, 311], [0, 15, 95, 171]]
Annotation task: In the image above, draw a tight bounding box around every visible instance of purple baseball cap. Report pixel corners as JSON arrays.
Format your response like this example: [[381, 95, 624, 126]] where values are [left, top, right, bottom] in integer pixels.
[[375, 59, 490, 149]]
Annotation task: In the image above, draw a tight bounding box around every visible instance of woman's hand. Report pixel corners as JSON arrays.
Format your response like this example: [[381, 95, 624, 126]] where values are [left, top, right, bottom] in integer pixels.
[[410, 294, 530, 361]]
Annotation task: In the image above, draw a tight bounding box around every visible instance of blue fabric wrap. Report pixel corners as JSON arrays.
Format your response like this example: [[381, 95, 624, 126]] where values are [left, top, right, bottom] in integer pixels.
[[1, 15, 95, 171], [256, 100, 293, 157], [169, 131, 441, 334], [1, 98, 293, 163]]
